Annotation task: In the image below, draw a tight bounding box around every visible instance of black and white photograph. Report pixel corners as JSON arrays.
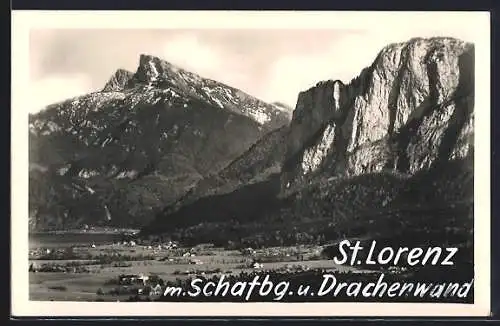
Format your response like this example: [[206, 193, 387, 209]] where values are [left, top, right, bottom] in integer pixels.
[[11, 11, 491, 316]]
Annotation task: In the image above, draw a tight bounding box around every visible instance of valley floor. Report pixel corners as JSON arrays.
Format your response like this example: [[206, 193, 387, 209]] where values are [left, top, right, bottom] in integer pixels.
[[29, 241, 355, 302], [28, 237, 473, 303]]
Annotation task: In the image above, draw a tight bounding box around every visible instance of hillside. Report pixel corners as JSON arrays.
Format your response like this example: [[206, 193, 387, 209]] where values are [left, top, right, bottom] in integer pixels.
[[29, 54, 290, 230]]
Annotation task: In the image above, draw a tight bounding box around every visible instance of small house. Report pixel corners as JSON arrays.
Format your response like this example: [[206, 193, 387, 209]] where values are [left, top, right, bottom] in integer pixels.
[[138, 274, 150, 285], [149, 284, 163, 296]]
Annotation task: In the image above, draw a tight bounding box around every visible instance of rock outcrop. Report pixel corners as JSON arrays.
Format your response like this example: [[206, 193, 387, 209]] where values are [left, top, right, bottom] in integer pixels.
[[281, 37, 474, 193], [102, 69, 134, 92], [29, 54, 290, 230]]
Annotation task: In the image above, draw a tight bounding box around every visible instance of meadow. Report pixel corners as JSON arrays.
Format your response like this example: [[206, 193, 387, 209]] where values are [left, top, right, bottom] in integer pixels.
[[29, 235, 347, 302]]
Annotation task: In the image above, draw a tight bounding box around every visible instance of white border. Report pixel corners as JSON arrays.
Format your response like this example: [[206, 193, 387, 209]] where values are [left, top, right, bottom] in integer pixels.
[[11, 11, 491, 317]]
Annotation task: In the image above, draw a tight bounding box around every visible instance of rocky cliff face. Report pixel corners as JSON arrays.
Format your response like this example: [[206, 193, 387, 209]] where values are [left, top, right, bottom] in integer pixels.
[[29, 54, 290, 230], [281, 37, 474, 193]]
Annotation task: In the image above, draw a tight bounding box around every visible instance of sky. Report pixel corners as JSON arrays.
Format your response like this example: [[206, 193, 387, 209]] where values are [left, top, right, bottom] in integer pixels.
[[29, 27, 476, 114]]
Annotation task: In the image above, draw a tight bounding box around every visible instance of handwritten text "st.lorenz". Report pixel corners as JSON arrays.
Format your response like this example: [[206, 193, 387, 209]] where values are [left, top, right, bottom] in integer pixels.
[[333, 240, 459, 266]]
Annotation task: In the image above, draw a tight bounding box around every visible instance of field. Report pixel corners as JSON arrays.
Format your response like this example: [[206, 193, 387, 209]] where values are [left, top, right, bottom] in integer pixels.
[[29, 236, 361, 302]]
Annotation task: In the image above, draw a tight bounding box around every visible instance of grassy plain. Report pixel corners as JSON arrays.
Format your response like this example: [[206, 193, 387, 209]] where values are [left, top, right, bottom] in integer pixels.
[[29, 241, 353, 301]]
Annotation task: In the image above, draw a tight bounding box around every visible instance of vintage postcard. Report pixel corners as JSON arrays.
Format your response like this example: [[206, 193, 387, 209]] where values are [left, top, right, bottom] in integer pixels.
[[11, 10, 491, 316]]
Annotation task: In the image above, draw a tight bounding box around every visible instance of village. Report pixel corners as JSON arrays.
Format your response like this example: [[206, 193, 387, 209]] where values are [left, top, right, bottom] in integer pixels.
[[29, 237, 334, 301]]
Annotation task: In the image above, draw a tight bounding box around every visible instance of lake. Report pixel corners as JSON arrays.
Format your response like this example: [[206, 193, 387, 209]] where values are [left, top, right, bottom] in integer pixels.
[[29, 232, 126, 249]]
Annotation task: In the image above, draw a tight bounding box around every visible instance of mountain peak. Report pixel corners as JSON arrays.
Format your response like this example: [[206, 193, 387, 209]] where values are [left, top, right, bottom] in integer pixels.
[[116, 68, 133, 74], [139, 53, 164, 61], [134, 53, 189, 87], [129, 53, 291, 128], [102, 68, 134, 92], [136, 54, 164, 84], [138, 53, 170, 69]]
